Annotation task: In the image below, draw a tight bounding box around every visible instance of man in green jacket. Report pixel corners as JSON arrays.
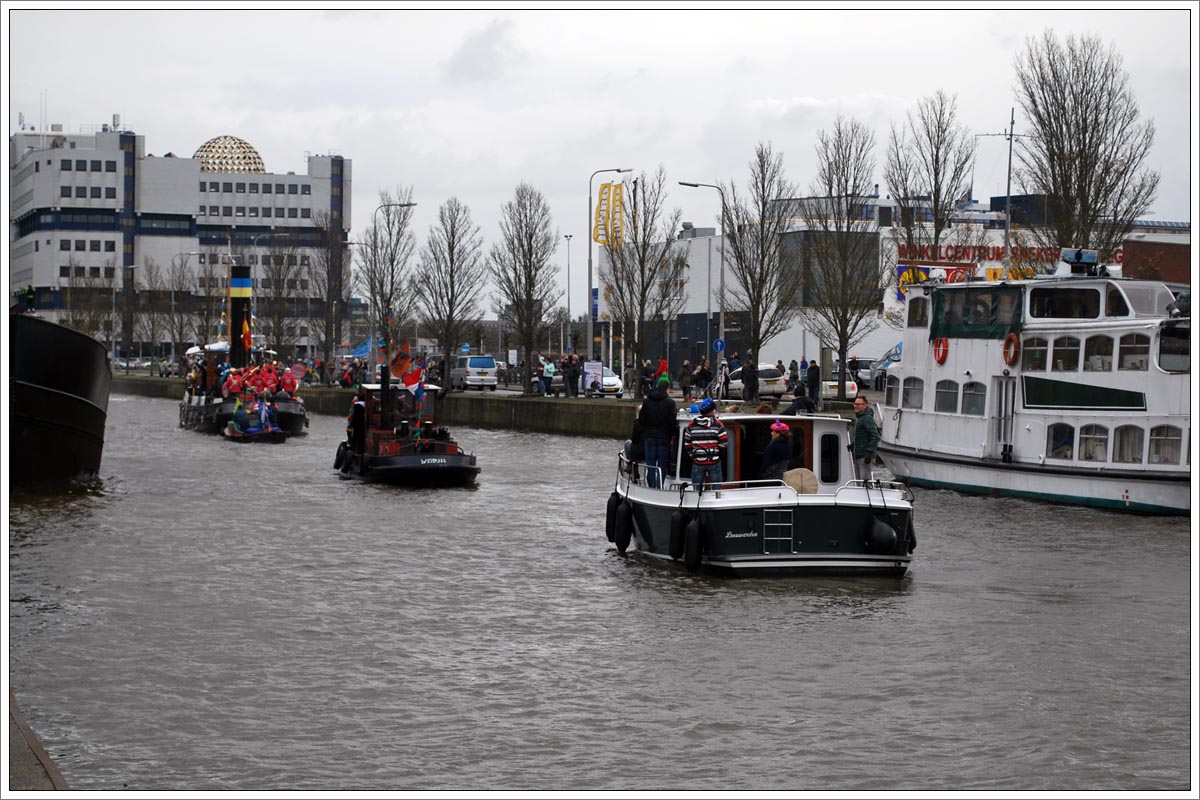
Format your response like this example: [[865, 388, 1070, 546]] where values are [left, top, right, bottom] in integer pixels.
[[852, 396, 880, 481]]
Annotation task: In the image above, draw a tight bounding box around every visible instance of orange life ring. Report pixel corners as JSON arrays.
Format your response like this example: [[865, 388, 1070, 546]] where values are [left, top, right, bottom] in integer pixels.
[[933, 338, 949, 365], [1003, 332, 1021, 367]]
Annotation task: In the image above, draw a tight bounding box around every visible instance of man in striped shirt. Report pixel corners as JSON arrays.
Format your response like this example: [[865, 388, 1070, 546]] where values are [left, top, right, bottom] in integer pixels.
[[684, 397, 729, 490]]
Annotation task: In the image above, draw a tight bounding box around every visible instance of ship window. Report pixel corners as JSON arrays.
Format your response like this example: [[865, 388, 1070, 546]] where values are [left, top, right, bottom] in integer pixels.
[[1079, 425, 1109, 462], [1113, 426, 1144, 463], [1105, 285, 1129, 316], [1046, 423, 1074, 460], [819, 433, 841, 484], [1149, 426, 1182, 465], [1083, 336, 1114, 371], [1051, 336, 1081, 371], [935, 380, 958, 412], [907, 297, 929, 327], [1021, 337, 1047, 371], [1030, 287, 1100, 319], [1158, 323, 1189, 373], [1118, 334, 1150, 370], [962, 382, 986, 415], [901, 378, 924, 409], [884, 374, 900, 407]]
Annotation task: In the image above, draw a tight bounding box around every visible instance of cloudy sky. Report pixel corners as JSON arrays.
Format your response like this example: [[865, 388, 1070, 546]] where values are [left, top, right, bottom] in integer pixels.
[[5, 4, 1196, 311]]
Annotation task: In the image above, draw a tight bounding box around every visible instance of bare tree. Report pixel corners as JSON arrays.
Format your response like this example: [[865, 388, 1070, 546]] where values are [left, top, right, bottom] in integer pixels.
[[60, 257, 112, 342], [599, 166, 689, 394], [194, 250, 226, 345], [257, 232, 303, 356], [720, 142, 804, 360], [418, 197, 487, 387], [797, 117, 883, 400], [355, 187, 419, 370], [308, 210, 352, 370], [1013, 30, 1159, 263], [884, 90, 976, 261], [135, 256, 167, 366], [488, 182, 560, 393], [167, 254, 197, 366]]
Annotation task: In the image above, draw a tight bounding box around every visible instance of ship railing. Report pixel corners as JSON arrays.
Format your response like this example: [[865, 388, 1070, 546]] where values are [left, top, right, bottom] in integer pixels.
[[835, 479, 915, 504]]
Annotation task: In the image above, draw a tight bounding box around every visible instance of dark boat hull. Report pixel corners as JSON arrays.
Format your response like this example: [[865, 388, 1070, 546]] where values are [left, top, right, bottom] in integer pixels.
[[274, 398, 309, 435], [179, 394, 237, 433], [10, 315, 112, 486], [338, 450, 480, 487]]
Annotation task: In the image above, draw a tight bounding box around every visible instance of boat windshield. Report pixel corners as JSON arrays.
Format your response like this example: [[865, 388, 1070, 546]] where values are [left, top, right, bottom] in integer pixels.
[[1158, 321, 1189, 373], [1121, 282, 1175, 317]]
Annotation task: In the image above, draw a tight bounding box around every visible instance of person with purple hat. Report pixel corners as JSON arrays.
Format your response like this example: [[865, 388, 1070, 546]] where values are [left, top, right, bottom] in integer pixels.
[[760, 419, 793, 480]]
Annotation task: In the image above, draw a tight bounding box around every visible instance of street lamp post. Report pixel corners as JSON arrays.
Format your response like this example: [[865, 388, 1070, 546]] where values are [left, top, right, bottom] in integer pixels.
[[563, 233, 572, 353], [588, 167, 632, 364], [678, 181, 728, 348]]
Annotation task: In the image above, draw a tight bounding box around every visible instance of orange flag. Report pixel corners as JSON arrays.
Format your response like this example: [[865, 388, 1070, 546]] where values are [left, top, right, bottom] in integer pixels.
[[389, 340, 411, 376], [242, 318, 252, 350]]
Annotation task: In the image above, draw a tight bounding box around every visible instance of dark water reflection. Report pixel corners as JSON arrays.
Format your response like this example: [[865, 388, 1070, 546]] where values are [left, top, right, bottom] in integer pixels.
[[8, 394, 1192, 791]]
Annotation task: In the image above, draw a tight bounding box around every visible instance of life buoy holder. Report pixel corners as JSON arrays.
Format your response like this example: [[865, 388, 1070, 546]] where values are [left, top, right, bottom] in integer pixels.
[[1003, 333, 1020, 367], [932, 338, 949, 365]]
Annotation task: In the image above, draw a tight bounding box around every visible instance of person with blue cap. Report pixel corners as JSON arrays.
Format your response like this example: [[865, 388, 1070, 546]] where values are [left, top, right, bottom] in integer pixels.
[[683, 397, 728, 490]]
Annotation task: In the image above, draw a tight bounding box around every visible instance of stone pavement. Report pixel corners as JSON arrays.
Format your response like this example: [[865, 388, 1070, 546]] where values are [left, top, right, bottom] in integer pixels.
[[9, 691, 68, 791]]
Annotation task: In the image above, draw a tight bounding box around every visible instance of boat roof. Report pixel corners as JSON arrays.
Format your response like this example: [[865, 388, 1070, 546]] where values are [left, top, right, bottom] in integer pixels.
[[676, 409, 849, 429]]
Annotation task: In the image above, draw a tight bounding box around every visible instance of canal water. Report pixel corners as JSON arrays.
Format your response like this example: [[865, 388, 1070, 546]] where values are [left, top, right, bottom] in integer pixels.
[[8, 394, 1193, 791]]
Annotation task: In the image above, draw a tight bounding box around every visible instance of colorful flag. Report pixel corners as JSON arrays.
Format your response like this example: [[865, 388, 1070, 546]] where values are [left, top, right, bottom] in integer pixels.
[[242, 318, 252, 350], [390, 340, 411, 376], [403, 366, 423, 387]]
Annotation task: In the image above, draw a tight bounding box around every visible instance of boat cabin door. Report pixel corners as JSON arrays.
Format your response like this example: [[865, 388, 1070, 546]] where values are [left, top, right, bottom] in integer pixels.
[[989, 375, 1018, 462]]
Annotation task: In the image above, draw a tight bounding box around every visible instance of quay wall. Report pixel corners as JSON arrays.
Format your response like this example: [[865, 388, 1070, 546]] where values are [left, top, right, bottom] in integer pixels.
[[111, 377, 855, 439], [110, 377, 638, 439]]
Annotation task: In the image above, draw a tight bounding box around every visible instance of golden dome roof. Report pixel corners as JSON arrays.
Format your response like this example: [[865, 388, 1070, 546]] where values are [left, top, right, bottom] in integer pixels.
[[193, 135, 265, 174]]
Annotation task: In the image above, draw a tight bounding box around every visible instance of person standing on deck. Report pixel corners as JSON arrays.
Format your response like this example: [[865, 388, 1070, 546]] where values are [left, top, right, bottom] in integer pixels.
[[853, 395, 880, 481]]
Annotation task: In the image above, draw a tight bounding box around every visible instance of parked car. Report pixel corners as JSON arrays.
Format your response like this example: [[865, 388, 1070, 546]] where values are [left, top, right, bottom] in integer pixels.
[[724, 364, 787, 401], [821, 375, 859, 400], [450, 354, 499, 391], [590, 366, 623, 399]]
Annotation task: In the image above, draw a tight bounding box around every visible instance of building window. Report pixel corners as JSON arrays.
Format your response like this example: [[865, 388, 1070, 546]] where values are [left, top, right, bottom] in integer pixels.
[[300, 326, 308, 337], [1119, 333, 1151, 370], [75, 159, 87, 170], [275, 183, 284, 193], [75, 240, 86, 251], [236, 182, 246, 193], [1021, 337, 1048, 371], [1113, 426, 1144, 464], [262, 278, 272, 289], [301, 208, 311, 219], [59, 266, 70, 278], [90, 186, 102, 198], [301, 184, 311, 195], [90, 240, 101, 251], [198, 206, 206, 216], [287, 279, 298, 289], [222, 206, 232, 216], [75, 186, 87, 198], [222, 182, 233, 192], [262, 207, 274, 217], [105, 187, 116, 199], [209, 181, 219, 191], [934, 380, 958, 413], [75, 266, 85, 277], [89, 266, 101, 278], [288, 184, 298, 194], [901, 378, 924, 410], [104, 267, 115, 279], [61, 159, 72, 170], [249, 207, 258, 217], [209, 206, 219, 215], [300, 255, 310, 266], [1079, 425, 1109, 462], [105, 241, 116, 252], [106, 161, 117, 172], [1046, 422, 1075, 460], [236, 207, 246, 217], [60, 240, 71, 251], [1149, 426, 1183, 465], [61, 186, 72, 197], [199, 182, 206, 192], [300, 279, 309, 290], [249, 184, 258, 194], [288, 208, 298, 218], [90, 160, 101, 171], [262, 183, 272, 194]]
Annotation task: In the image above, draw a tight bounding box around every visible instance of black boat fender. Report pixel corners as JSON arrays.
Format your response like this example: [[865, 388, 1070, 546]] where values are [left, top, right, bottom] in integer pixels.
[[867, 515, 898, 553], [334, 441, 347, 470], [605, 492, 621, 543], [906, 515, 917, 554], [357, 452, 371, 476], [683, 518, 703, 573], [614, 501, 633, 554], [668, 510, 687, 560]]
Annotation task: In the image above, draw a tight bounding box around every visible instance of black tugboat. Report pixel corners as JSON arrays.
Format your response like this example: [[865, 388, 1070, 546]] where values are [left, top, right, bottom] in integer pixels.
[[10, 312, 113, 486], [334, 382, 480, 487], [177, 257, 308, 438]]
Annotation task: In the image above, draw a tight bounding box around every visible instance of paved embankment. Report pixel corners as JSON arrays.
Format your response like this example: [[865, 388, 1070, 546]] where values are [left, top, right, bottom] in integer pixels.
[[9, 691, 69, 791], [110, 376, 862, 438]]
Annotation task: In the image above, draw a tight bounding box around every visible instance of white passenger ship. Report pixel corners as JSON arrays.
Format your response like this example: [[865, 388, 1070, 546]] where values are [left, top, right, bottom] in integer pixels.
[[877, 251, 1190, 515]]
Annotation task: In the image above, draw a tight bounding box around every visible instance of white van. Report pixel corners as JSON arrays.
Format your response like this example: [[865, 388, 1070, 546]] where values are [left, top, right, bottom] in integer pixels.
[[451, 354, 499, 390]]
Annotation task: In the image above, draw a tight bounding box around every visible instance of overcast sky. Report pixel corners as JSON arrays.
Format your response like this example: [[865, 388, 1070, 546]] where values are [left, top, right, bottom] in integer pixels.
[[5, 4, 1197, 312]]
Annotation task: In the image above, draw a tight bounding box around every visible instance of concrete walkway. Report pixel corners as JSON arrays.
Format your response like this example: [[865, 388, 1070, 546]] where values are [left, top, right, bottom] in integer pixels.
[[9, 691, 68, 791]]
